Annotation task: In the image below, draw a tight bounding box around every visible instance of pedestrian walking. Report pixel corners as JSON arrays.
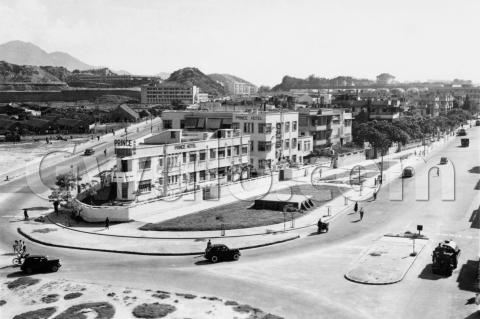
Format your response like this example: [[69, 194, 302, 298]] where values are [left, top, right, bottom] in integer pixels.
[[373, 191, 377, 201], [104, 149, 107, 156], [359, 208, 364, 220], [13, 240, 19, 254], [97, 135, 100, 141], [105, 217, 110, 229], [354, 202, 358, 213], [53, 200, 59, 215], [206, 239, 212, 250], [23, 209, 29, 221]]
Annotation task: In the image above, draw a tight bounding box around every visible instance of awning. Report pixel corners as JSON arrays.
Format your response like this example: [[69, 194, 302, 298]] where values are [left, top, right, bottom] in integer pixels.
[[206, 118, 221, 129], [221, 118, 232, 128], [185, 117, 197, 128]]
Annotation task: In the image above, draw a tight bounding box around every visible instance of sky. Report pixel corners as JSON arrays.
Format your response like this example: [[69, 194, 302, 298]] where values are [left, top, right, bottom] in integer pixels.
[[0, 0, 479, 86]]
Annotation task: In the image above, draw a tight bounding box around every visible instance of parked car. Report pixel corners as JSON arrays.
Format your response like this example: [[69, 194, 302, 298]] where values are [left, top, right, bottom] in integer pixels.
[[440, 157, 448, 165], [461, 138, 470, 147], [476, 120, 480, 126], [457, 128, 467, 136], [21, 255, 61, 274], [84, 148, 95, 156], [204, 244, 240, 263], [402, 167, 415, 178]]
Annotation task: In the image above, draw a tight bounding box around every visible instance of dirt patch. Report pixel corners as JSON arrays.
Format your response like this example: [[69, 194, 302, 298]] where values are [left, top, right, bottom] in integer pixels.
[[53, 302, 115, 319], [32, 228, 58, 234], [132, 303, 176, 318], [7, 277, 40, 289], [41, 294, 59, 303], [13, 306, 57, 319], [64, 292, 83, 300]]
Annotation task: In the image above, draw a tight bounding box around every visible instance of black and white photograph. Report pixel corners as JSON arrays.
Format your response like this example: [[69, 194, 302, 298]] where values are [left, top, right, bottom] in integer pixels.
[[0, 1, 479, 318]]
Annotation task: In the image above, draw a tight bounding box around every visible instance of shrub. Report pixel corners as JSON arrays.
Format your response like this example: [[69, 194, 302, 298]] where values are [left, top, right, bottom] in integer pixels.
[[132, 303, 176, 318]]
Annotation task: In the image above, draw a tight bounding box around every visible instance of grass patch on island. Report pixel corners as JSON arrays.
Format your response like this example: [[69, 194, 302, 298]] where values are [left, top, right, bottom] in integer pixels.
[[140, 184, 347, 231], [13, 307, 56, 319]]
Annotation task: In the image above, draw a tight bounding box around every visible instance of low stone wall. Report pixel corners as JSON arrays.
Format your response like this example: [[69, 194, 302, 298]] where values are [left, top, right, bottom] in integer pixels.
[[337, 150, 366, 167], [75, 198, 130, 222]]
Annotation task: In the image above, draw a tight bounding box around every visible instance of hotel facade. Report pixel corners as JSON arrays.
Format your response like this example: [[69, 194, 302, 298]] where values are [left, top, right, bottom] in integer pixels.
[[112, 129, 250, 201]]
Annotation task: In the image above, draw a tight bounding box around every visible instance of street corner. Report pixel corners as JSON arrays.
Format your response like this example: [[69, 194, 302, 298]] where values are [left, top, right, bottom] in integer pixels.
[[345, 234, 428, 285]]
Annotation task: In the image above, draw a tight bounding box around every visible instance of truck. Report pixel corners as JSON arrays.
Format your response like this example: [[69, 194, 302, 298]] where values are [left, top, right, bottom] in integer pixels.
[[461, 138, 470, 147], [432, 240, 460, 276]]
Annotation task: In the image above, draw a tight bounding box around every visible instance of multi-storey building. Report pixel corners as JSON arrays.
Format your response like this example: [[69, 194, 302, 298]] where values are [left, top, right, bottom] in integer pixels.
[[228, 81, 258, 96], [298, 108, 352, 149], [232, 111, 312, 174], [112, 129, 250, 200], [141, 81, 199, 105], [367, 99, 401, 121]]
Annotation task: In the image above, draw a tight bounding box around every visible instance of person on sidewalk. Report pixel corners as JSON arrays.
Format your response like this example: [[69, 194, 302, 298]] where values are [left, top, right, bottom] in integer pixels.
[[354, 202, 358, 214], [105, 217, 110, 229], [23, 209, 29, 221], [206, 239, 212, 250], [104, 149, 107, 156], [373, 191, 377, 201], [359, 207, 364, 220], [13, 240, 19, 254]]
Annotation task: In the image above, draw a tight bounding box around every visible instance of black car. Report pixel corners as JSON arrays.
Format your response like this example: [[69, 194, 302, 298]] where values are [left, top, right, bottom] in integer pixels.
[[204, 244, 240, 263], [21, 255, 61, 274], [84, 148, 95, 156]]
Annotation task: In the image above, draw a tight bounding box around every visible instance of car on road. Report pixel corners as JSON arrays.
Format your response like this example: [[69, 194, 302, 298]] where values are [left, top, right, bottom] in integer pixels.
[[204, 244, 240, 263], [84, 148, 95, 156], [457, 128, 467, 136], [432, 240, 460, 276], [461, 138, 470, 147], [476, 120, 480, 126], [20, 255, 61, 274], [440, 157, 448, 165], [402, 167, 415, 178]]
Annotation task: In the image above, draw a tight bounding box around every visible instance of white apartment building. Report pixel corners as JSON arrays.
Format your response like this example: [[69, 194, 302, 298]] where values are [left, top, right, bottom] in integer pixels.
[[112, 129, 250, 201], [141, 81, 199, 105], [232, 111, 313, 174], [228, 81, 258, 96]]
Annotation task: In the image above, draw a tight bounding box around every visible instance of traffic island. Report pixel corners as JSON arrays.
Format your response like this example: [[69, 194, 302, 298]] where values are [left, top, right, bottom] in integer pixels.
[[345, 235, 428, 284]]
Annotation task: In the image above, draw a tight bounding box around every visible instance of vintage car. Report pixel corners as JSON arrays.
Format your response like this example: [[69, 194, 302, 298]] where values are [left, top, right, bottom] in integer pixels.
[[21, 255, 61, 274], [204, 244, 241, 263]]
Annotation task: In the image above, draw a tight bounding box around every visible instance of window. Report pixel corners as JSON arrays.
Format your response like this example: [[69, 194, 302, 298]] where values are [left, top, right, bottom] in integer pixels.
[[121, 182, 128, 198], [250, 141, 254, 151], [139, 158, 151, 170], [285, 122, 290, 133], [209, 169, 216, 179], [168, 175, 178, 185], [210, 149, 216, 159], [182, 174, 188, 183], [158, 157, 163, 167], [183, 152, 187, 163], [199, 151, 206, 161], [189, 152, 196, 162], [265, 123, 272, 133], [121, 160, 130, 172], [199, 170, 206, 181], [170, 131, 176, 139], [189, 172, 196, 182], [138, 180, 151, 193], [244, 122, 254, 133], [227, 147, 232, 157], [293, 121, 297, 131], [158, 177, 164, 186], [285, 140, 290, 149], [242, 145, 248, 154], [292, 138, 297, 149], [180, 120, 185, 129], [163, 120, 172, 129], [258, 141, 272, 152], [218, 147, 226, 158], [234, 145, 240, 156]]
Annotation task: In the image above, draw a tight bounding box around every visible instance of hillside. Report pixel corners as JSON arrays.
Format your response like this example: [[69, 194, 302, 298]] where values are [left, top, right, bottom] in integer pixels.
[[0, 40, 93, 71], [167, 67, 226, 96], [0, 61, 68, 90], [272, 75, 375, 91]]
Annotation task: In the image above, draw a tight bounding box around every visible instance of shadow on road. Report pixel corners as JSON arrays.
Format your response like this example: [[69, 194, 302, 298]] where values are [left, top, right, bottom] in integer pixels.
[[418, 264, 444, 280], [464, 311, 480, 319], [351, 219, 361, 223], [6, 271, 28, 278], [475, 180, 480, 191], [457, 260, 480, 293], [194, 260, 211, 266], [468, 166, 480, 174], [469, 208, 480, 229]]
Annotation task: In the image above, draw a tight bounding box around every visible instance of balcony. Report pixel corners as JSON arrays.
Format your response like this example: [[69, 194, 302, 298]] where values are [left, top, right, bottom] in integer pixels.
[[112, 171, 135, 183]]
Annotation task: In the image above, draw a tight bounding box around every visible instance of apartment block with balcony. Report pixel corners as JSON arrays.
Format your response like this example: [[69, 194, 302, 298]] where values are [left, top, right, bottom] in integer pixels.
[[367, 99, 401, 121], [141, 81, 199, 105], [112, 129, 250, 201]]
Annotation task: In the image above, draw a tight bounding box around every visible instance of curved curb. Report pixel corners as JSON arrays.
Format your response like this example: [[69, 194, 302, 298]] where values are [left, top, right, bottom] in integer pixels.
[[17, 227, 300, 256], [344, 239, 427, 285]]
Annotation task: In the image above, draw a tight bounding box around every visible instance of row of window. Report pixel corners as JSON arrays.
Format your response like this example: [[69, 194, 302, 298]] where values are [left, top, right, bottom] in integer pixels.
[[137, 145, 249, 170], [238, 121, 298, 134]]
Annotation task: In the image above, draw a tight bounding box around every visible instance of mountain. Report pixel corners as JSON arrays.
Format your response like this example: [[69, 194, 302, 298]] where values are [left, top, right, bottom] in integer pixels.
[[208, 73, 257, 94], [167, 67, 226, 96], [272, 75, 375, 91], [0, 40, 93, 71], [0, 61, 69, 90]]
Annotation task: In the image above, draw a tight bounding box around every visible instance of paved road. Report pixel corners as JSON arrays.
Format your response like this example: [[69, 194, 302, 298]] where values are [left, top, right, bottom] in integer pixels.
[[0, 126, 479, 319]]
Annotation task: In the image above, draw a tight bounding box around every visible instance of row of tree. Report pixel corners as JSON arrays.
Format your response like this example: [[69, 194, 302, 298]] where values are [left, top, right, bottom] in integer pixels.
[[352, 109, 473, 156]]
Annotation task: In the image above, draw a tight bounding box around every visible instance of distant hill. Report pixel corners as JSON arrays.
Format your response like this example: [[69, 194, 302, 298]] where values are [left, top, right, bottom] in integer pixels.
[[272, 75, 375, 91], [167, 67, 226, 96], [0, 40, 93, 71], [155, 72, 170, 80], [0, 61, 68, 90], [208, 73, 256, 94]]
